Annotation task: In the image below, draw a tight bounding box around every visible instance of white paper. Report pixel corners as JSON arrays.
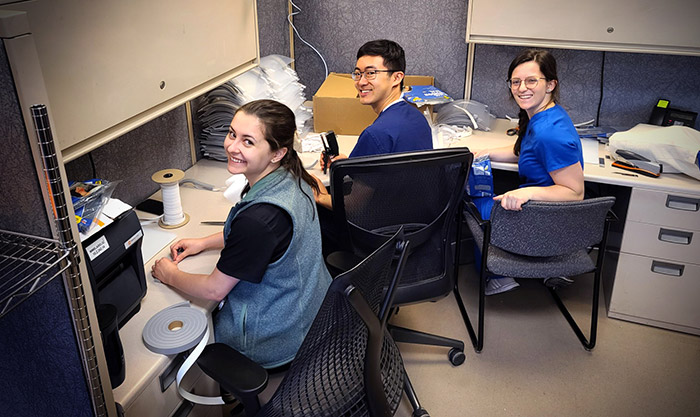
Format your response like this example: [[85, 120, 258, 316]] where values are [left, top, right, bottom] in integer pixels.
[[580, 138, 600, 165]]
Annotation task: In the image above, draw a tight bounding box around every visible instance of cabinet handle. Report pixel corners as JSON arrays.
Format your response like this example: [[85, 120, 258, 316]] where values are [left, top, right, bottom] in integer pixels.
[[666, 195, 699, 212], [658, 228, 693, 245], [651, 260, 684, 277]]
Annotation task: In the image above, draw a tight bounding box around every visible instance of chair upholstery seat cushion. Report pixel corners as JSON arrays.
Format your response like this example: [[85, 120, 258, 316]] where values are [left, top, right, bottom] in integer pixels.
[[486, 245, 595, 278]]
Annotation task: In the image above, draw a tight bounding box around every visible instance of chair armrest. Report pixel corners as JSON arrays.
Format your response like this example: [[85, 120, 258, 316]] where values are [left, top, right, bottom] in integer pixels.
[[196, 343, 268, 399], [326, 250, 364, 277], [463, 199, 488, 228]]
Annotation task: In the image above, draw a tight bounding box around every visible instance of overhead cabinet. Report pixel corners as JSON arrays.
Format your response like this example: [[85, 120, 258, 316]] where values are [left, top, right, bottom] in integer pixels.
[[0, 0, 259, 162], [467, 0, 700, 56]]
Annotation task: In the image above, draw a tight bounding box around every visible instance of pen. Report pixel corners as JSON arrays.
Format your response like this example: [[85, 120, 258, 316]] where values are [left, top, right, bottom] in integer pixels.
[[613, 171, 638, 177]]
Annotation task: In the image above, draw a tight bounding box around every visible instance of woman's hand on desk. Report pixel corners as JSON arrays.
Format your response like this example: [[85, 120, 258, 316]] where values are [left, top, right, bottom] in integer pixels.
[[151, 257, 179, 284]]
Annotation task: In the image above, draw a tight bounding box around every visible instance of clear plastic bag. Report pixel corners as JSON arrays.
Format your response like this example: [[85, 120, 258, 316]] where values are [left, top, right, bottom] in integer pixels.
[[436, 99, 496, 131], [70, 179, 120, 233]]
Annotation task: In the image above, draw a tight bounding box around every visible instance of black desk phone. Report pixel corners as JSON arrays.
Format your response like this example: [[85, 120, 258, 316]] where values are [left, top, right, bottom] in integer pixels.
[[649, 99, 697, 127]]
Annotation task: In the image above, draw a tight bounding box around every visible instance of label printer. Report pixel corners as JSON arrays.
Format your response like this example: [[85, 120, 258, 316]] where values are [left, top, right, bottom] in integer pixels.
[[82, 209, 147, 388], [83, 209, 147, 327]]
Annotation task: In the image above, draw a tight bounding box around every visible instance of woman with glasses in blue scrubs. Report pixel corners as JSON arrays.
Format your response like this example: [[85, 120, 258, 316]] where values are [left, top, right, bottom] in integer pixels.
[[472, 49, 585, 295]]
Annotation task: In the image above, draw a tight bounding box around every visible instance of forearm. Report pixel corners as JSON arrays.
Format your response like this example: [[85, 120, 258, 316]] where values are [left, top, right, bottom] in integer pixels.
[[316, 193, 332, 210], [480, 145, 518, 163], [165, 268, 237, 301], [521, 183, 584, 202], [202, 232, 225, 250]]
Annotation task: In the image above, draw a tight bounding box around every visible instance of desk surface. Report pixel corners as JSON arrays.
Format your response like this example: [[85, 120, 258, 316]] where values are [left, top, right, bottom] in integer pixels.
[[331, 119, 700, 195], [112, 159, 231, 407]]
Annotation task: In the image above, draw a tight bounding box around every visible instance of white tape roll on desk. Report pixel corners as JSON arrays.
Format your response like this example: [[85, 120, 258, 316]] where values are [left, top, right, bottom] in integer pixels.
[[142, 302, 225, 405], [152, 169, 190, 229]]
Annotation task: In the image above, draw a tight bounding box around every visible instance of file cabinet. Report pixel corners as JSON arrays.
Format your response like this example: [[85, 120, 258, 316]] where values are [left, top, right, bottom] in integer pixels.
[[606, 187, 700, 335]]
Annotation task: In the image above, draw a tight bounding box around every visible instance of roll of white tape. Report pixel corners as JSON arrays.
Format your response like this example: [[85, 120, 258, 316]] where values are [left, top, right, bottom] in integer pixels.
[[143, 302, 224, 405], [151, 169, 190, 229]]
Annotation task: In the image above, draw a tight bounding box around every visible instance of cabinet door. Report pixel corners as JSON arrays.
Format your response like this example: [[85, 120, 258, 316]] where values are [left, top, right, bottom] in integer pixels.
[[468, 0, 700, 55], [0, 0, 258, 160]]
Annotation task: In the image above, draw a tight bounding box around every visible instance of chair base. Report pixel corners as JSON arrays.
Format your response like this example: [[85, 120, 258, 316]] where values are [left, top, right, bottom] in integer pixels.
[[389, 324, 465, 366]]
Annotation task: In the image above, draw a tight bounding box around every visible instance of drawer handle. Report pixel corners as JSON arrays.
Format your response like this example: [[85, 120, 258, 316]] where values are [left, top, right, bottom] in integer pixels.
[[651, 260, 684, 277], [658, 228, 693, 245], [666, 195, 699, 212]]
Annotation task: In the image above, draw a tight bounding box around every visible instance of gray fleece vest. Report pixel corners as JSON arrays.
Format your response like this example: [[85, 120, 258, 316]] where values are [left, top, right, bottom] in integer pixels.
[[214, 168, 331, 368]]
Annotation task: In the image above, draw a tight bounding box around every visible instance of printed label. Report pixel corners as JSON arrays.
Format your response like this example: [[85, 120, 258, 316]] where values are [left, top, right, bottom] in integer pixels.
[[86, 235, 109, 261], [125, 229, 143, 250]]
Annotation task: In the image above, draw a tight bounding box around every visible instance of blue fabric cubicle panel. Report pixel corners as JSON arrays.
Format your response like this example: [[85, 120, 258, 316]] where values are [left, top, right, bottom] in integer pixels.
[[0, 278, 93, 417], [470, 44, 602, 126], [600, 52, 700, 131]]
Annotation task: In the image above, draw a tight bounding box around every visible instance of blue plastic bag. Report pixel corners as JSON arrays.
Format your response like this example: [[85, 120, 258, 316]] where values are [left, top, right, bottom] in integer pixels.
[[466, 156, 494, 197]]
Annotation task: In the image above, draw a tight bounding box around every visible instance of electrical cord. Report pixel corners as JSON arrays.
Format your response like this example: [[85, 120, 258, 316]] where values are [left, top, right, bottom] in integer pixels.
[[288, 0, 328, 79], [595, 51, 606, 127]]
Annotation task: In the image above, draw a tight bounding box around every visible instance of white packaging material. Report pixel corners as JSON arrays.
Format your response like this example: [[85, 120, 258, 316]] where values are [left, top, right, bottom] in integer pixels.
[[609, 123, 700, 180]]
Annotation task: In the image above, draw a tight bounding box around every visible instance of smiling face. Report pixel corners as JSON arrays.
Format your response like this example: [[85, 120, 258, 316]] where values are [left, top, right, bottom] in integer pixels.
[[510, 61, 557, 118], [354, 55, 404, 114], [223, 111, 286, 187]]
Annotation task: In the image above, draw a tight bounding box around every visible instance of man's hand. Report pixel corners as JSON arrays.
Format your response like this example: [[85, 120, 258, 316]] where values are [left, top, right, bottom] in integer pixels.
[[311, 174, 333, 210], [320, 153, 348, 170]]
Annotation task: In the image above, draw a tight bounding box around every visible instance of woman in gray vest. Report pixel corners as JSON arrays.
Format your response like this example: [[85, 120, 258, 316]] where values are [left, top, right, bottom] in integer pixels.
[[152, 99, 332, 368]]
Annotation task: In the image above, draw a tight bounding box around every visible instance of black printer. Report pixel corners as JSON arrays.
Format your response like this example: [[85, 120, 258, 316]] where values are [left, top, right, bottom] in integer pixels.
[[82, 209, 147, 388], [82, 209, 147, 328]]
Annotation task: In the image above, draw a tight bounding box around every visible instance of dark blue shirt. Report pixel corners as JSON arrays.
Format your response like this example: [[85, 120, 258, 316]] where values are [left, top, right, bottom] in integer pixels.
[[349, 100, 433, 158]]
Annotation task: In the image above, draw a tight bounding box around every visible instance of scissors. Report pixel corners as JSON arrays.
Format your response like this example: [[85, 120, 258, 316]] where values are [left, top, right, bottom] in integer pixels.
[[506, 126, 519, 136]]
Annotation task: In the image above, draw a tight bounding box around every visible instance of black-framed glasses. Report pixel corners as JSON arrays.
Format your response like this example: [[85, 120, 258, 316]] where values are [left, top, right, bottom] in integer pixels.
[[351, 69, 397, 81], [507, 77, 546, 89]]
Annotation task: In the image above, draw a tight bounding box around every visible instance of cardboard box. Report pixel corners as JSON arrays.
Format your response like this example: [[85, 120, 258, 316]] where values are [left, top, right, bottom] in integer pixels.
[[313, 72, 434, 135]]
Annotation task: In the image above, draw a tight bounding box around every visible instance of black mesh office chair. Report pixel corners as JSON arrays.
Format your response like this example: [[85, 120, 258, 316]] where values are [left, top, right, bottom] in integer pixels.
[[326, 148, 473, 368], [197, 228, 425, 417], [459, 196, 616, 352]]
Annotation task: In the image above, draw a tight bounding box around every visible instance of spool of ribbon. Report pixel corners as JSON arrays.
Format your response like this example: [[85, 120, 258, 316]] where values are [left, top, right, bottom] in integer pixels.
[[152, 169, 189, 228], [142, 302, 224, 405]]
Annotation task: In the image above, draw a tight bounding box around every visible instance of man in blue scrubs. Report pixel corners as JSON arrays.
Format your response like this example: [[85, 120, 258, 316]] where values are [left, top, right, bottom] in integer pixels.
[[315, 39, 433, 209]]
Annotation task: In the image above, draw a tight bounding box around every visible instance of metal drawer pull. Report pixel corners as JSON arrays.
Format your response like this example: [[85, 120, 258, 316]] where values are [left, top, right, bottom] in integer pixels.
[[658, 228, 693, 245], [651, 260, 684, 277], [666, 195, 699, 212]]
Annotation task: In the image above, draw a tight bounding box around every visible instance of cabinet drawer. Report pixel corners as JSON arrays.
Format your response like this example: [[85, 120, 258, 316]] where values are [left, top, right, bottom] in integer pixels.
[[627, 188, 700, 231], [621, 221, 699, 263], [608, 253, 700, 334]]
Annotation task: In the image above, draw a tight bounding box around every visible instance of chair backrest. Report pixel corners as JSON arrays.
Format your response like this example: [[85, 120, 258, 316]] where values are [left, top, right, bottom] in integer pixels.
[[258, 228, 409, 417], [329, 148, 473, 297], [489, 197, 616, 257]]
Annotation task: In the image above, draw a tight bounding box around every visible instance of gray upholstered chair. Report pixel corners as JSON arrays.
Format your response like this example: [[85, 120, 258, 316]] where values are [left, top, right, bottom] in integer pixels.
[[458, 196, 616, 352]]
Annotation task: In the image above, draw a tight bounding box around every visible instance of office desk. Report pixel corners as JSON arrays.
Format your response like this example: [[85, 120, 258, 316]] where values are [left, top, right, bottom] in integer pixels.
[[327, 119, 700, 336], [113, 159, 233, 417]]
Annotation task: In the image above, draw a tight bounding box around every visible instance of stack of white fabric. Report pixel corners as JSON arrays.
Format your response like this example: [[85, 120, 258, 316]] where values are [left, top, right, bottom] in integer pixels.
[[198, 55, 311, 161]]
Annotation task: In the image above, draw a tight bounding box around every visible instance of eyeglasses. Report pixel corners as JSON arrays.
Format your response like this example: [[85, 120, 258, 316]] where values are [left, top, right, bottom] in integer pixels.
[[351, 69, 396, 81], [507, 77, 547, 89]]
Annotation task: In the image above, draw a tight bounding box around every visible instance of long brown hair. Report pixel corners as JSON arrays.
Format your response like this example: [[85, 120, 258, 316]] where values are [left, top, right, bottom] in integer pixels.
[[508, 49, 560, 155], [235, 99, 320, 203]]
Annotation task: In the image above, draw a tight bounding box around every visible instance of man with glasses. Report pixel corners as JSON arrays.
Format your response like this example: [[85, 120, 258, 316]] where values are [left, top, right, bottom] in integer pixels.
[[329, 39, 432, 162], [315, 40, 432, 206]]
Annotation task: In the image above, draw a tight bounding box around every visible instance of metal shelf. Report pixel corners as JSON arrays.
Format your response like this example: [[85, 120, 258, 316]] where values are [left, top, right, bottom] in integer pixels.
[[0, 229, 70, 319]]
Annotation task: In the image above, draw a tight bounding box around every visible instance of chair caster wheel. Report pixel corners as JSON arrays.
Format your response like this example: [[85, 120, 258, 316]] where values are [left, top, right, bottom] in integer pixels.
[[412, 408, 430, 417], [448, 348, 465, 366]]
